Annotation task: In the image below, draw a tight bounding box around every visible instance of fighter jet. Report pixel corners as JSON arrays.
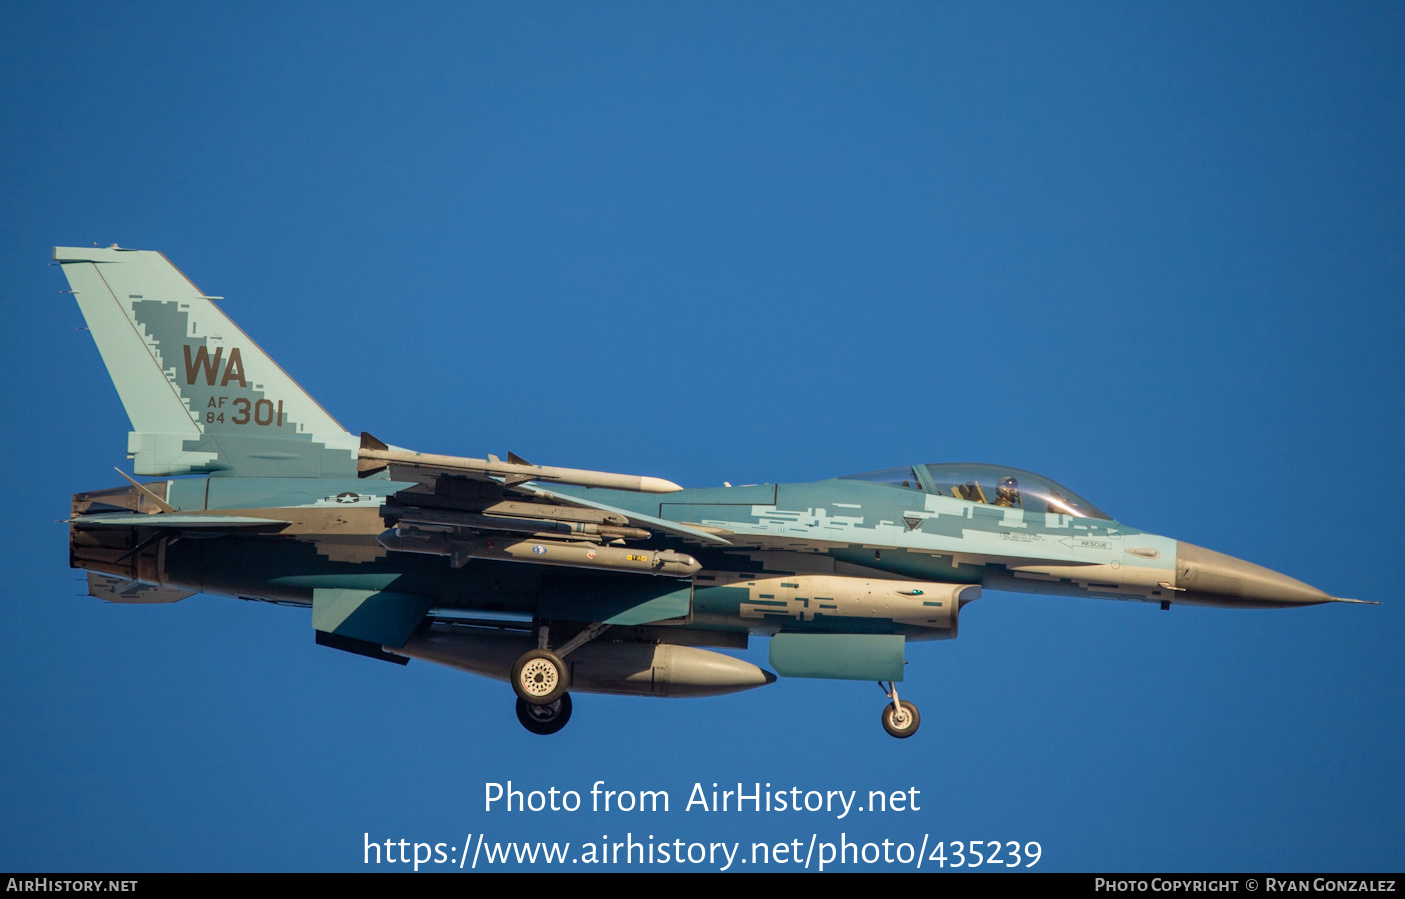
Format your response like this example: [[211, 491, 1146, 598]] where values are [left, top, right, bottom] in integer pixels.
[[57, 246, 1368, 738]]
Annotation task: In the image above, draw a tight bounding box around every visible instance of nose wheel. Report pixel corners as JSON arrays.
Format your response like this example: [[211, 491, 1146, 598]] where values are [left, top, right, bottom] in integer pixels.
[[516, 694, 572, 735], [878, 681, 920, 738]]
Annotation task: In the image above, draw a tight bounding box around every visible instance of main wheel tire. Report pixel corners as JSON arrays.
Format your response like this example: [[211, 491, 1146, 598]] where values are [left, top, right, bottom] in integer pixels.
[[881, 699, 921, 738], [516, 694, 573, 736], [511, 649, 569, 705]]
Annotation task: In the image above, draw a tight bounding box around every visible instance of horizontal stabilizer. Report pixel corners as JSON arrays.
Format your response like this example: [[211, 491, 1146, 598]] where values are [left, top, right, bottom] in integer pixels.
[[311, 587, 433, 649], [315, 631, 411, 666], [71, 512, 291, 530], [87, 572, 194, 604]]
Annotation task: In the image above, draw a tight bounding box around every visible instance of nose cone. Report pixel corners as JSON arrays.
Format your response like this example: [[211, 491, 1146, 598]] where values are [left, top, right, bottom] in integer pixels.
[[1174, 541, 1335, 608]]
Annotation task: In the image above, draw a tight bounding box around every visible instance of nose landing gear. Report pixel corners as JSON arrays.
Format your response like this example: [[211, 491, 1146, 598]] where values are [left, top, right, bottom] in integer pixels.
[[878, 681, 920, 738]]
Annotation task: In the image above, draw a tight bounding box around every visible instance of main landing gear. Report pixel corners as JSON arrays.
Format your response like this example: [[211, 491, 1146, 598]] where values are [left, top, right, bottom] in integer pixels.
[[516, 694, 573, 736], [878, 681, 920, 738], [511, 649, 569, 705], [510, 622, 609, 735]]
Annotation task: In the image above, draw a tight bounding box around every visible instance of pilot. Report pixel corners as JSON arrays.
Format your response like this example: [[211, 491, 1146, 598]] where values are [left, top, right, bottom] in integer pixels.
[[993, 476, 1021, 508]]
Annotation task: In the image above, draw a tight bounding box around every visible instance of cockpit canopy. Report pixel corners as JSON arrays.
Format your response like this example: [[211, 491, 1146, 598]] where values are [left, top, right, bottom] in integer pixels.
[[839, 463, 1112, 520]]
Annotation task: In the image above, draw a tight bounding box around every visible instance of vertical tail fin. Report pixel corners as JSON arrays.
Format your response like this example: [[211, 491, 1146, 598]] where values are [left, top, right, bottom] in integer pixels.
[[56, 246, 358, 478]]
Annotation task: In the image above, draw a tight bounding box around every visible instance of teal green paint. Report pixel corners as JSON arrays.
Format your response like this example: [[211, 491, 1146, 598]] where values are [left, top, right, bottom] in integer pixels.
[[166, 479, 207, 511], [205, 478, 407, 509], [539, 578, 691, 626], [271, 573, 405, 591], [658, 485, 777, 506], [769, 633, 906, 681], [311, 588, 433, 648], [602, 589, 689, 625], [131, 299, 344, 478], [688, 585, 753, 632]]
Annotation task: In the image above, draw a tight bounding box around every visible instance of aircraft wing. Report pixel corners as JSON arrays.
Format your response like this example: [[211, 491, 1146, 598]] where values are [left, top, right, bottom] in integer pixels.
[[380, 480, 725, 548], [518, 485, 733, 546], [371, 438, 732, 576], [364, 432, 730, 564]]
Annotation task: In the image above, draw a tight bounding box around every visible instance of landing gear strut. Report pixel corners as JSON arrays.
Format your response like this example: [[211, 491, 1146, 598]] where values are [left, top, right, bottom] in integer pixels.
[[509, 622, 611, 735], [516, 694, 572, 736], [878, 681, 920, 738]]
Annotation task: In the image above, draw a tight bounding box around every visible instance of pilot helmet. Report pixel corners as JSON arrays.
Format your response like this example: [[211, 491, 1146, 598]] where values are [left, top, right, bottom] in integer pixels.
[[995, 476, 1021, 507]]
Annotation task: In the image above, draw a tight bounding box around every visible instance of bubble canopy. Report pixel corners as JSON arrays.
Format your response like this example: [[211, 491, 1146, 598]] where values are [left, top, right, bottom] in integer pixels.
[[839, 463, 1112, 520]]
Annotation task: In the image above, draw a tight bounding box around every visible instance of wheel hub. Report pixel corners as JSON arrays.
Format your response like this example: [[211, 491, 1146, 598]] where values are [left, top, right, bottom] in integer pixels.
[[519, 658, 559, 697]]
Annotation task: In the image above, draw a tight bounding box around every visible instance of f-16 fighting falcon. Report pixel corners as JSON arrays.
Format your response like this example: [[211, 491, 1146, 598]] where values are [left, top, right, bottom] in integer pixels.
[[57, 246, 1369, 737]]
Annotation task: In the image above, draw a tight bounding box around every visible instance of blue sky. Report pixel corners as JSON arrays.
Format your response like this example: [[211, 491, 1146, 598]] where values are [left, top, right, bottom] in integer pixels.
[[2, 2, 1401, 872]]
